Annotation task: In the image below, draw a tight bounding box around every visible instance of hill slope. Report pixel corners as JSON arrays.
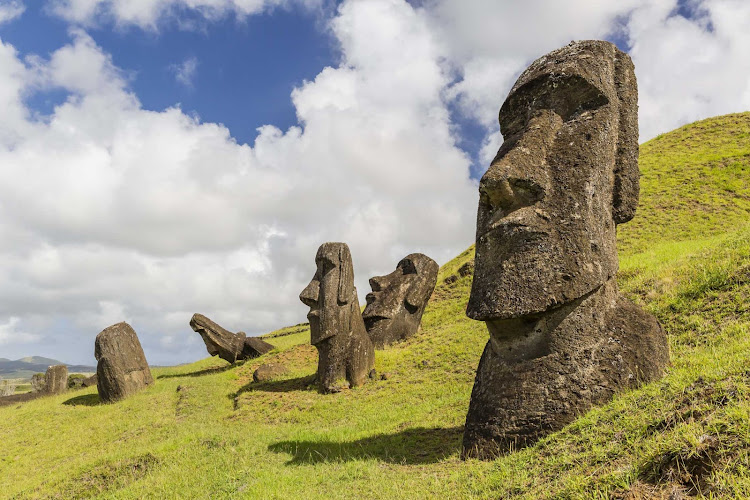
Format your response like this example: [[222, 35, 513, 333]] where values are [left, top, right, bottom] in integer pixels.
[[2, 112, 750, 499]]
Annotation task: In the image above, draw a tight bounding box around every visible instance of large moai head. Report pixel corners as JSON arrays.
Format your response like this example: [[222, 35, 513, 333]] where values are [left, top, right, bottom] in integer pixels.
[[363, 253, 439, 348], [466, 40, 639, 321], [461, 40, 667, 460], [299, 242, 357, 345]]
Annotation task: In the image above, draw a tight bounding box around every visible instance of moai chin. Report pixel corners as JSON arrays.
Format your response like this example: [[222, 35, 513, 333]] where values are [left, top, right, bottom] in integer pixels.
[[363, 253, 439, 348], [299, 242, 375, 393], [462, 40, 670, 459]]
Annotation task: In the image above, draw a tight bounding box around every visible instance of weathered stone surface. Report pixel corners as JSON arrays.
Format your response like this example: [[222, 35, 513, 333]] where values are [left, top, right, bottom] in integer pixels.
[[241, 335, 275, 359], [82, 374, 98, 387], [45, 365, 68, 395], [363, 253, 438, 348], [67, 374, 85, 389], [31, 373, 45, 392], [463, 40, 669, 459], [299, 242, 375, 393], [253, 363, 288, 382], [95, 322, 153, 403], [190, 314, 246, 364], [189, 315, 274, 363]]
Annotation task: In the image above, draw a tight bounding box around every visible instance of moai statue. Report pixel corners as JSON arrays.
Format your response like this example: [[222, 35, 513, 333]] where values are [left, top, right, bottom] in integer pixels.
[[462, 40, 670, 459], [299, 242, 375, 393], [363, 253, 439, 348], [30, 373, 46, 392], [189, 313, 274, 364], [44, 365, 68, 395], [95, 322, 154, 403]]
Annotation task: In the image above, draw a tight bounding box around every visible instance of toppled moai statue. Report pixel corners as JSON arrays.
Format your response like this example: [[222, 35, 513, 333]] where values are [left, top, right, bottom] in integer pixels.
[[363, 253, 439, 348], [241, 335, 275, 358], [82, 374, 98, 387], [189, 314, 274, 364], [299, 242, 375, 393], [44, 365, 68, 395], [95, 322, 154, 403], [462, 40, 670, 459]]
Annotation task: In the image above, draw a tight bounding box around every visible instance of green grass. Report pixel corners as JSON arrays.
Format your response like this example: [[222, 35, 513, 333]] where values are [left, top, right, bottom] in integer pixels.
[[2, 112, 750, 498]]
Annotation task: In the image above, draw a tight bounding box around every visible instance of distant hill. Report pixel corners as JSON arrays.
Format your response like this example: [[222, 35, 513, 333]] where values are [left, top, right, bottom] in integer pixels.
[[0, 357, 96, 380]]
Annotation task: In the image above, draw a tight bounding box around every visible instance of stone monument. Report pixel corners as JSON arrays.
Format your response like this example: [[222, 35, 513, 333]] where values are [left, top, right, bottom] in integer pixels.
[[190, 313, 274, 363], [44, 365, 68, 395], [95, 322, 154, 403], [462, 40, 670, 459], [363, 253, 438, 348], [299, 242, 375, 392]]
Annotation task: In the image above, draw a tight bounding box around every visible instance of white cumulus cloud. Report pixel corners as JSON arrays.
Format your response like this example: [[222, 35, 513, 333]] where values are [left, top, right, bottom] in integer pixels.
[[2, 0, 750, 365], [47, 0, 324, 29], [0, 0, 476, 364], [170, 56, 198, 87], [0, 0, 24, 25]]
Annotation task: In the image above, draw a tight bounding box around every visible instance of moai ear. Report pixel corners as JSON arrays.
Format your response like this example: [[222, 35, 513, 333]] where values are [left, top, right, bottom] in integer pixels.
[[612, 48, 640, 224], [405, 276, 430, 311], [337, 244, 353, 305], [404, 256, 438, 312]]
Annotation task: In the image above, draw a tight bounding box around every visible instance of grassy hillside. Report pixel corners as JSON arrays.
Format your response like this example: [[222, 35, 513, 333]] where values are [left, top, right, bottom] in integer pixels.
[[2, 112, 750, 499]]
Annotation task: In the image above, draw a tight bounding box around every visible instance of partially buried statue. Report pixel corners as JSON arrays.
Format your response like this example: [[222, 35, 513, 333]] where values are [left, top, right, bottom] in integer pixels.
[[44, 365, 68, 395], [95, 322, 153, 403], [300, 242, 375, 392], [190, 313, 274, 364], [363, 253, 438, 348], [463, 40, 670, 459]]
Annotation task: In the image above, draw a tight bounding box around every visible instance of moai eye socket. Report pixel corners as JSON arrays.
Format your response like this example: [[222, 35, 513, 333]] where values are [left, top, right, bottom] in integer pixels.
[[499, 74, 609, 137], [397, 258, 417, 275]]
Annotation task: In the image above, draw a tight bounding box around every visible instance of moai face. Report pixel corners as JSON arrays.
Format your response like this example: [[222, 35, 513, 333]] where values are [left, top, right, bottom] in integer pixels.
[[189, 313, 246, 364], [299, 242, 355, 345], [466, 40, 639, 322], [363, 253, 438, 347]]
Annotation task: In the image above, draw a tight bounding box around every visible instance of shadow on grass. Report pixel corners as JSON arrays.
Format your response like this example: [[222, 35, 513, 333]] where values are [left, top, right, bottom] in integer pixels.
[[0, 391, 44, 407], [233, 375, 316, 400], [63, 393, 102, 406], [268, 426, 463, 465], [158, 362, 239, 380]]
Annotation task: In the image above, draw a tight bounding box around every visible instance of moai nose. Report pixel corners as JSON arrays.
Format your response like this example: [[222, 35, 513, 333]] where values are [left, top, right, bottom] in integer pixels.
[[480, 171, 546, 216], [299, 280, 319, 307], [369, 276, 385, 292]]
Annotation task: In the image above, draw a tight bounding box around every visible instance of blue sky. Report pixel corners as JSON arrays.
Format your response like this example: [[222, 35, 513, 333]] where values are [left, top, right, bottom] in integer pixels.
[[3, 2, 337, 142], [1, 0, 502, 179], [0, 0, 748, 366]]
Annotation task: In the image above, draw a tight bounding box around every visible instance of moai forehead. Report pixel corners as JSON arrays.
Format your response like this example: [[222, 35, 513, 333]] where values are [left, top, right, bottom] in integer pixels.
[[467, 40, 639, 321], [500, 40, 639, 223], [315, 242, 354, 305]]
